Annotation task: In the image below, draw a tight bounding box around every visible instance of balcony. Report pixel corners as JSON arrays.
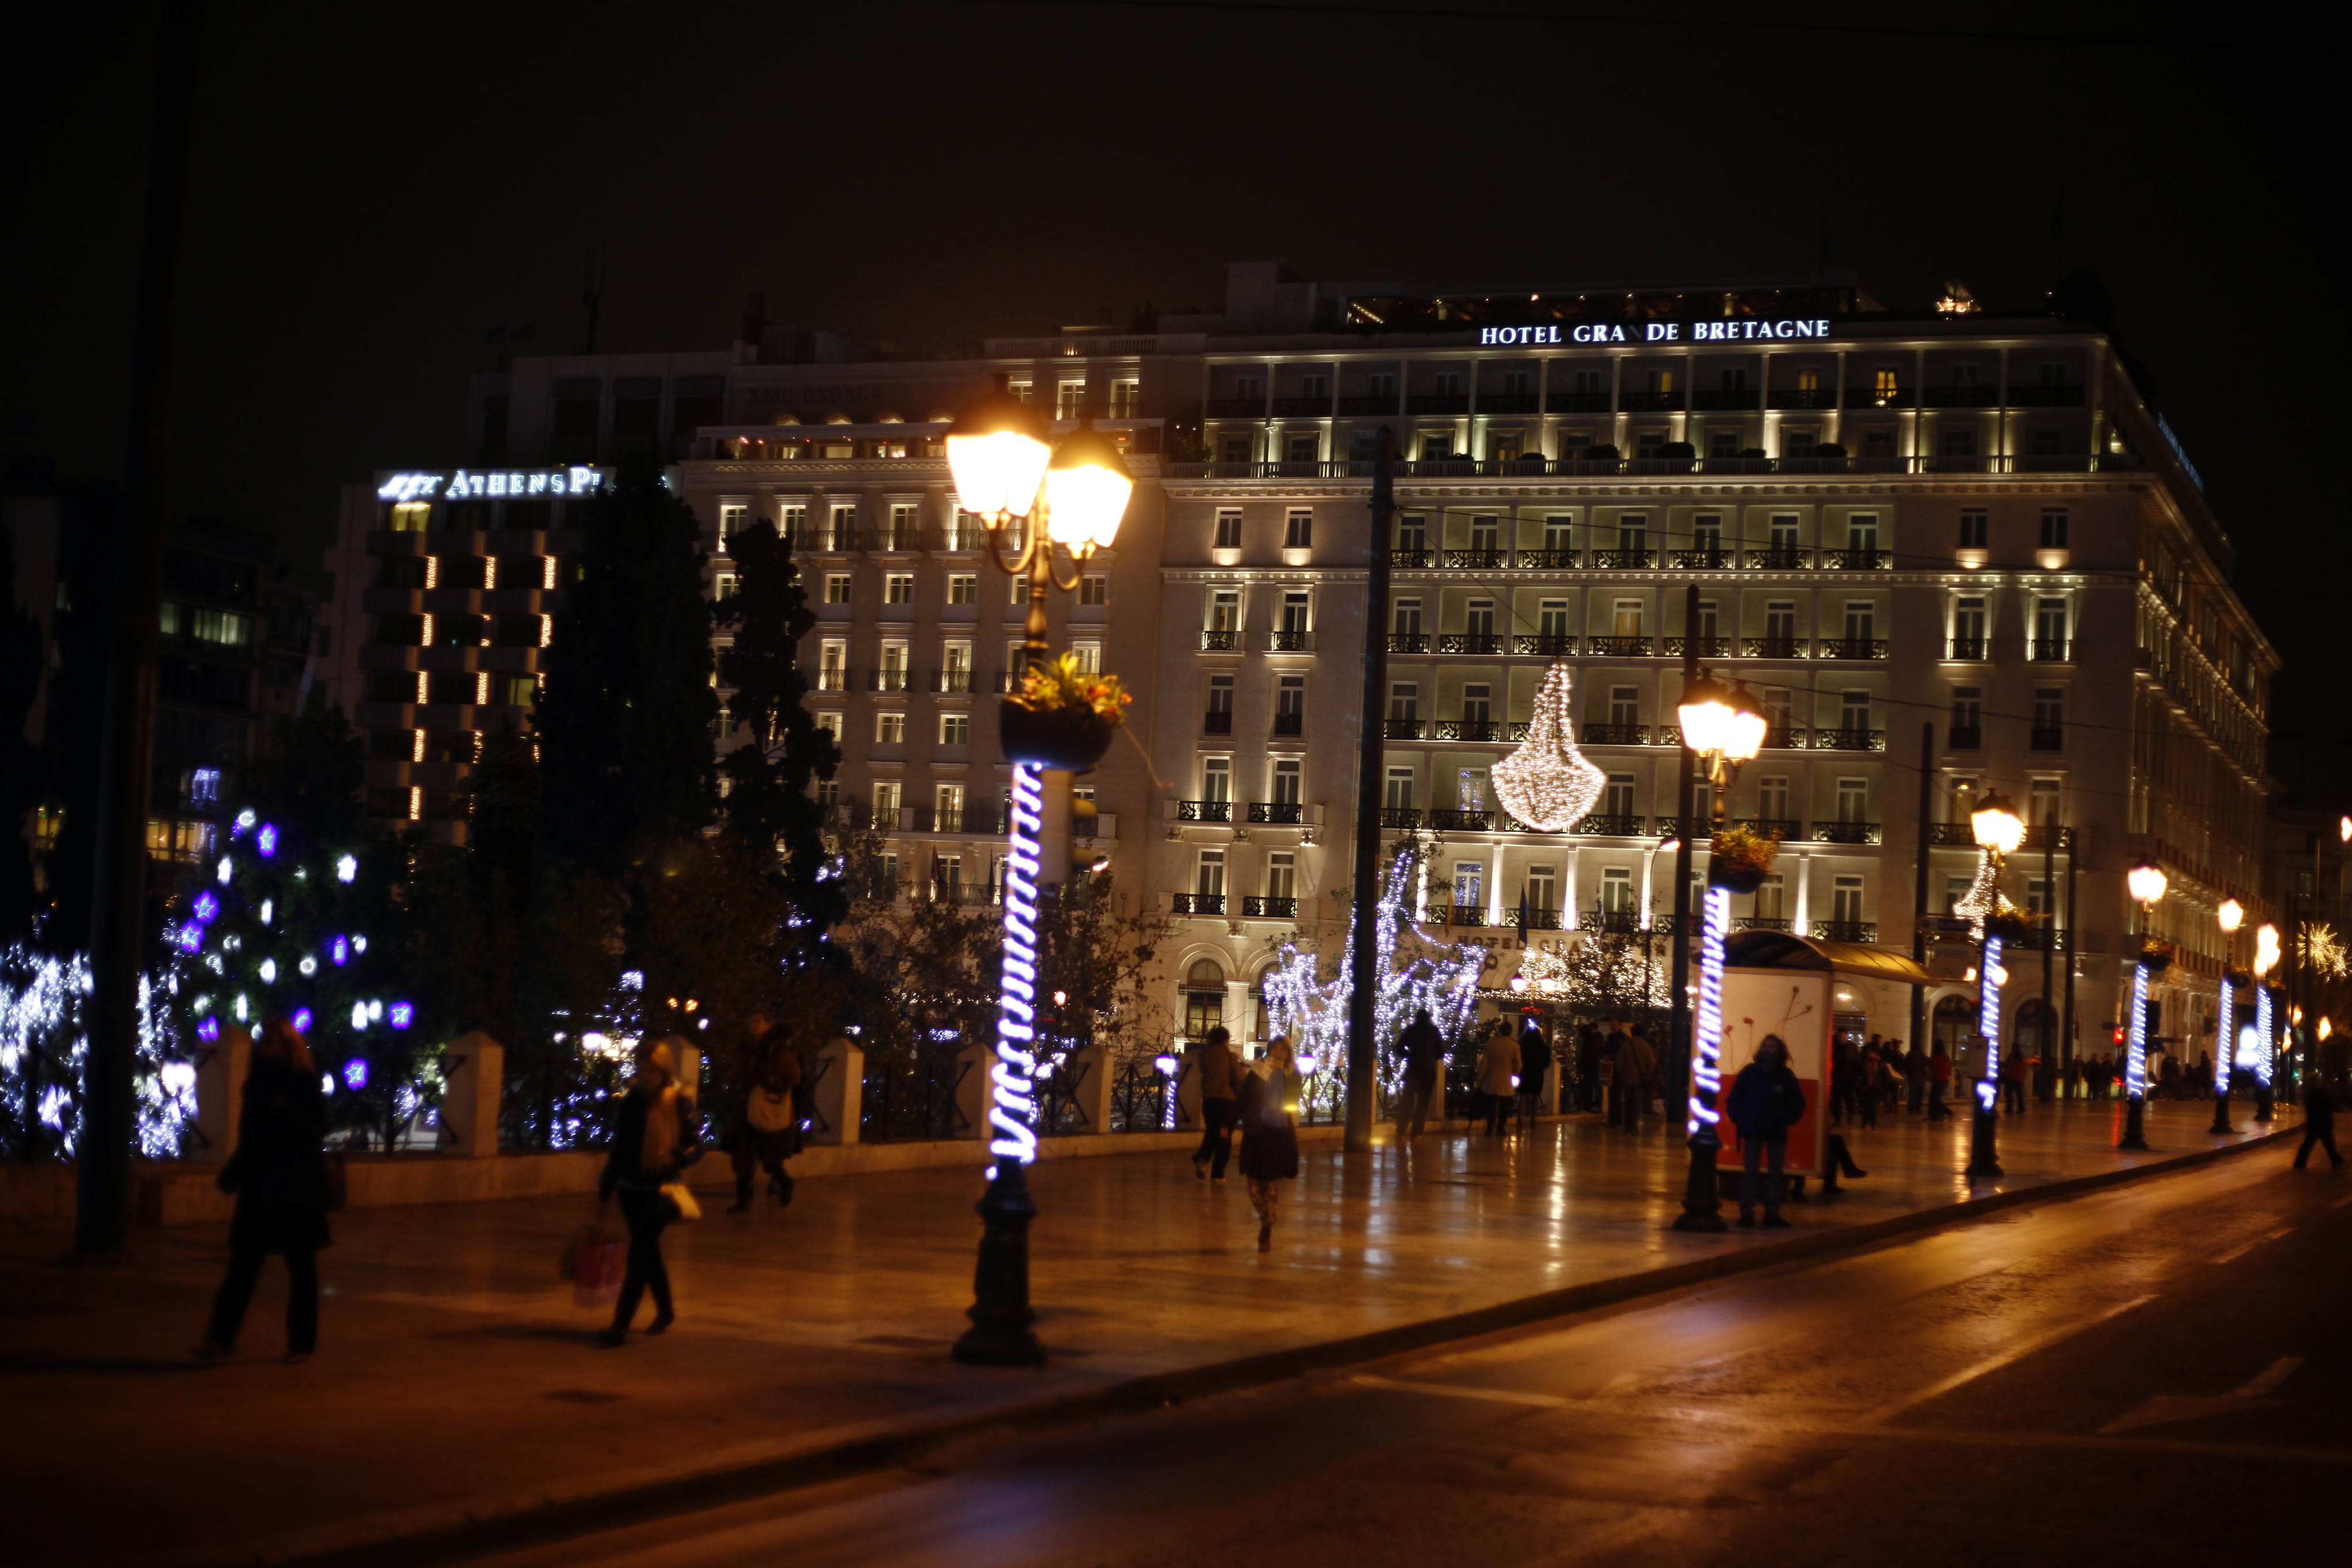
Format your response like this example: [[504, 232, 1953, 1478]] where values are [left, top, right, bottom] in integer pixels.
[[1845, 386, 1912, 408], [1663, 635, 1733, 659], [1271, 396, 1330, 417], [1384, 717, 1425, 739], [1692, 388, 1761, 410], [1762, 726, 1807, 749], [1479, 391, 1542, 413], [869, 668, 913, 693], [2030, 725, 2064, 751], [1735, 916, 1795, 933], [1811, 919, 1879, 943], [1389, 548, 1434, 570], [930, 668, 975, 693], [1516, 548, 1578, 570], [1813, 728, 1884, 752], [1546, 390, 1612, 413], [1581, 723, 1648, 745], [870, 529, 921, 553], [1767, 387, 1838, 409], [1822, 548, 1890, 570], [1744, 548, 1812, 570], [1173, 892, 1227, 915], [1743, 636, 1810, 659], [1205, 397, 1266, 418], [1811, 821, 1882, 845], [1585, 636, 1653, 658], [1338, 394, 1399, 416], [1243, 895, 1299, 919], [1273, 710, 1303, 736], [1589, 549, 1656, 569], [1669, 549, 1736, 570], [1423, 903, 1490, 926], [1177, 800, 1233, 823], [1945, 637, 1989, 660], [1427, 808, 1495, 832], [2022, 824, 2075, 851], [1200, 629, 1241, 651], [2007, 383, 2084, 407], [1619, 389, 1680, 412], [1575, 813, 1648, 835], [1406, 393, 1469, 414], [1432, 719, 1505, 741], [2005, 925, 2072, 951], [1245, 801, 1303, 826], [1386, 632, 1430, 654], [1203, 709, 1234, 735], [1586, 909, 1642, 933], [787, 529, 855, 554], [2029, 639, 2071, 662], [1737, 819, 1804, 840], [1438, 633, 1506, 655], [1514, 633, 1577, 656], [1923, 385, 2000, 408], [1509, 907, 1565, 930], [1947, 725, 1983, 750], [1444, 548, 1509, 570], [1378, 806, 1423, 829], [1816, 638, 1888, 660], [1268, 629, 1310, 651]]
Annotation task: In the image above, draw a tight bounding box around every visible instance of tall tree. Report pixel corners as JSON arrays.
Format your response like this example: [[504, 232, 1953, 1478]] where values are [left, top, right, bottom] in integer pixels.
[[0, 525, 46, 944], [534, 466, 717, 877], [713, 520, 842, 935]]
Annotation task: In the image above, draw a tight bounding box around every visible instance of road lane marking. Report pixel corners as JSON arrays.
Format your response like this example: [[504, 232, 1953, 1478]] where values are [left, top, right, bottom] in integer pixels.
[[2234, 1355, 2305, 1398], [1859, 1295, 2154, 1426], [2330, 1192, 2352, 1208], [1809, 1424, 2352, 1467], [1351, 1374, 1569, 1408], [2212, 1227, 2292, 1264]]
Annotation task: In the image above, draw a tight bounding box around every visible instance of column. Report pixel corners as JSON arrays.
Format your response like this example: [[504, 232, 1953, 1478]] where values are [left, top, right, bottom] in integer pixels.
[[1793, 851, 1812, 937]]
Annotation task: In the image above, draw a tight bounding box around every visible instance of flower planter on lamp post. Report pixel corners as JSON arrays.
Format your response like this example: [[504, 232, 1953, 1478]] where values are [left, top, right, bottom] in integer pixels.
[[941, 380, 1133, 1367]]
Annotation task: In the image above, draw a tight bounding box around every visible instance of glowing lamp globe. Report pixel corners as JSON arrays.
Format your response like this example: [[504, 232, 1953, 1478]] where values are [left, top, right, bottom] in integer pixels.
[[2217, 898, 2244, 934], [945, 380, 1051, 522], [2128, 862, 2170, 907], [1042, 418, 1134, 552], [1677, 672, 1736, 756], [1972, 790, 2026, 857], [1722, 685, 1769, 763], [2254, 922, 2281, 976], [2323, 1017, 2336, 1042]]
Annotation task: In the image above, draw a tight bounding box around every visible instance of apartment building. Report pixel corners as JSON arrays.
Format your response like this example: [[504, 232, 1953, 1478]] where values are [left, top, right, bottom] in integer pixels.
[[1145, 264, 2274, 1066]]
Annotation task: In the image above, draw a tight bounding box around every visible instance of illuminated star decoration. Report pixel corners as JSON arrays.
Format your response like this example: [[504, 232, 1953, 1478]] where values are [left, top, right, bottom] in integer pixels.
[[1263, 846, 1487, 1101], [1492, 662, 1606, 832]]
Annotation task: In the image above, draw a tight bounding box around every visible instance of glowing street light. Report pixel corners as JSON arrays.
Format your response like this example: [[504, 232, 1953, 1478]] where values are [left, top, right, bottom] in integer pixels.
[[2252, 922, 2281, 1124], [2120, 862, 2170, 1149], [2213, 898, 2246, 1134], [1963, 789, 2025, 1178]]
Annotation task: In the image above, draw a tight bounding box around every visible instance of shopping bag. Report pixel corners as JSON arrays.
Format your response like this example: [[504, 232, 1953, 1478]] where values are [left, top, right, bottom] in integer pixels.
[[559, 1222, 598, 1281], [571, 1227, 623, 1310]]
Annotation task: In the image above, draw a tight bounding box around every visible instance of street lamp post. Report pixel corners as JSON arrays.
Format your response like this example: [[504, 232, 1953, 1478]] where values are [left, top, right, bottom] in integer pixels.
[[2212, 898, 2242, 1135], [2253, 922, 2281, 1124], [2120, 861, 2169, 1151], [1966, 789, 2025, 1180], [942, 379, 1133, 1366], [1671, 670, 1767, 1233]]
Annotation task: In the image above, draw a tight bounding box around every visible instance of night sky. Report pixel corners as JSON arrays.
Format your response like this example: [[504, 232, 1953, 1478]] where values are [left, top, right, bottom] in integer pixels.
[[6, 3, 2331, 789]]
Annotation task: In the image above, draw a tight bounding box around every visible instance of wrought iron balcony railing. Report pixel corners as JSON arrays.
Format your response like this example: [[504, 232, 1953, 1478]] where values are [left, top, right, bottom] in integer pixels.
[[1734, 916, 1794, 933], [1663, 635, 1733, 658], [1946, 637, 1989, 660], [1202, 709, 1234, 735], [1670, 549, 1737, 570], [1811, 821, 1882, 845], [1508, 906, 1565, 930], [1432, 719, 1505, 741], [1246, 801, 1304, 824], [1388, 548, 1434, 569], [1177, 800, 1233, 822], [1743, 636, 1810, 659], [1816, 638, 1888, 660], [1515, 548, 1578, 569], [1242, 895, 1299, 919], [1445, 549, 1509, 570], [1438, 632, 1506, 655], [1737, 819, 1803, 840], [1575, 813, 1648, 835], [1744, 548, 1812, 570], [1386, 632, 1430, 653], [1273, 711, 1303, 736], [1590, 549, 1656, 569], [1200, 629, 1241, 651], [1585, 635, 1653, 657], [1762, 725, 1806, 749], [1173, 892, 1226, 914], [1378, 806, 1423, 829], [1546, 390, 1613, 413], [1580, 723, 1648, 746], [1811, 919, 1878, 943], [1812, 728, 1884, 751], [2029, 639, 2071, 662], [1268, 629, 1310, 651], [1422, 903, 1489, 925], [1427, 808, 1495, 832], [1514, 633, 1577, 656], [1822, 548, 1890, 570], [1383, 717, 1424, 738]]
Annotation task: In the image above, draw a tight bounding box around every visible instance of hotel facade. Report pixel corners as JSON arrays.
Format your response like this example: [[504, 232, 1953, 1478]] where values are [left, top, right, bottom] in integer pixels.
[[318, 263, 2275, 1068]]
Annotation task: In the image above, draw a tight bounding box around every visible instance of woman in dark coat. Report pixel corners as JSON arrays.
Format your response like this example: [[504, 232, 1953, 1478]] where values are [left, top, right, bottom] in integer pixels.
[[198, 1017, 330, 1362], [598, 1038, 700, 1345], [1238, 1034, 1302, 1253]]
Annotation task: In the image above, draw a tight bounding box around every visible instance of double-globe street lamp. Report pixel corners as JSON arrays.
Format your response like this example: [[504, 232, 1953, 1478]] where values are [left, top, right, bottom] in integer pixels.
[[1671, 670, 1769, 1233], [1966, 789, 2025, 1181], [941, 379, 1134, 1366], [2253, 920, 2281, 1124], [2119, 860, 2169, 1151]]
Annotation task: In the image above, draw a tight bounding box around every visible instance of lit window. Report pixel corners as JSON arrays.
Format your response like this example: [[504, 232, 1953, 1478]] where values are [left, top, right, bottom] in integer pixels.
[[877, 711, 906, 744], [948, 574, 977, 605], [885, 574, 915, 604], [825, 574, 852, 604], [1079, 575, 1108, 606], [940, 712, 970, 746]]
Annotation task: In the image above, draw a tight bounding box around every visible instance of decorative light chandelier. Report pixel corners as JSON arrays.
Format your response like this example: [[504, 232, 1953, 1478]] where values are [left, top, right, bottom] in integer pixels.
[[1492, 662, 1605, 833]]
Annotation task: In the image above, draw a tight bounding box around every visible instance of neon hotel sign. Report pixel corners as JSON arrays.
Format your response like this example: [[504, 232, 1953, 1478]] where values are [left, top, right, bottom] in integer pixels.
[[376, 466, 604, 503], [1476, 318, 1834, 345]]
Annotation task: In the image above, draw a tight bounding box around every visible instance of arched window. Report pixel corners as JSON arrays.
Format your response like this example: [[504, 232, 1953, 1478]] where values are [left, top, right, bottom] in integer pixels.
[[1182, 959, 1225, 1041]]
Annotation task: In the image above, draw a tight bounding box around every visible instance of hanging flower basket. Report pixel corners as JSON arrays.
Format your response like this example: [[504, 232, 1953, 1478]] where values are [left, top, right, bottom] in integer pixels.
[[2138, 937, 2174, 973], [1000, 654, 1129, 770], [1708, 824, 1777, 893], [2223, 965, 2254, 990], [1984, 906, 2040, 943]]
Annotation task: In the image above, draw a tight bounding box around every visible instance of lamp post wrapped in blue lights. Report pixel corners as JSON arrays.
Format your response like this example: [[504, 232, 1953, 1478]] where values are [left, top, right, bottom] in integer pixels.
[[2211, 898, 2242, 1135], [1671, 670, 1769, 1233], [941, 378, 1133, 1366], [2119, 861, 2170, 1151], [1965, 790, 2025, 1180], [2252, 921, 2281, 1125]]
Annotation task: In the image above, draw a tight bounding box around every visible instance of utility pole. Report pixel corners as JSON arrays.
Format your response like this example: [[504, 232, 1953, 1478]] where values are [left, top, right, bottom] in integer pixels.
[[1665, 584, 1698, 1102], [1911, 722, 1933, 1056], [2063, 829, 2080, 1072], [2038, 820, 2057, 1098], [1344, 427, 1394, 1152], [78, 0, 199, 1257]]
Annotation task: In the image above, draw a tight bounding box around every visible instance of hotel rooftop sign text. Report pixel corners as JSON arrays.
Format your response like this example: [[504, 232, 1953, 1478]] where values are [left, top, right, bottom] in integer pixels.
[[1476, 318, 1834, 346]]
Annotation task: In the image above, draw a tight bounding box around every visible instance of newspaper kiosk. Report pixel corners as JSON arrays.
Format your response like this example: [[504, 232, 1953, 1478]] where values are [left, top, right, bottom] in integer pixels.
[[1718, 930, 1935, 1193]]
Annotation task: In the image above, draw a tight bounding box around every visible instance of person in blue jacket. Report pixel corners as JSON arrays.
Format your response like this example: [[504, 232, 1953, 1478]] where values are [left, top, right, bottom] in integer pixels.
[[1727, 1034, 1807, 1228]]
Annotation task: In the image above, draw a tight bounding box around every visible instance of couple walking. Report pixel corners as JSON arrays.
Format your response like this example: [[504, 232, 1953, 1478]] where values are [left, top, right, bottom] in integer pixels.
[[1188, 1026, 1305, 1252]]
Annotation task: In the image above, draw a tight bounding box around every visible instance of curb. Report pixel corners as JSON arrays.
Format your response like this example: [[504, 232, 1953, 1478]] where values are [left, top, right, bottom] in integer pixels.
[[189, 1122, 2294, 1568]]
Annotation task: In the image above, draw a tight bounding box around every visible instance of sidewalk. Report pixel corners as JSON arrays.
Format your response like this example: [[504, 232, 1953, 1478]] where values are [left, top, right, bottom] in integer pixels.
[[1, 1099, 2286, 1567]]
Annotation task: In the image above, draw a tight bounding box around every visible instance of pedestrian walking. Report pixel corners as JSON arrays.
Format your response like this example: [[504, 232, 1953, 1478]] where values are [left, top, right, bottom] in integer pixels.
[[597, 1038, 702, 1346], [197, 1017, 331, 1363], [2063, 1053, 2082, 1100], [1619, 1025, 1655, 1132], [1189, 1025, 1243, 1179], [1576, 1022, 1604, 1112], [1478, 1022, 1522, 1137], [1517, 1019, 1552, 1130], [2002, 1049, 2027, 1114], [726, 1013, 801, 1212], [1728, 1034, 1806, 1228], [1240, 1034, 1303, 1251], [2293, 1081, 2344, 1171], [1881, 1039, 1906, 1114], [1858, 1047, 1884, 1130], [1904, 1040, 1927, 1115], [1928, 1043, 1954, 1121], [1394, 1009, 1446, 1141], [1829, 1036, 1856, 1128]]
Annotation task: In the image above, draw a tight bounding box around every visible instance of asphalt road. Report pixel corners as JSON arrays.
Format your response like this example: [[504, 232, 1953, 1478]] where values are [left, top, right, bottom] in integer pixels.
[[472, 1140, 2350, 1568]]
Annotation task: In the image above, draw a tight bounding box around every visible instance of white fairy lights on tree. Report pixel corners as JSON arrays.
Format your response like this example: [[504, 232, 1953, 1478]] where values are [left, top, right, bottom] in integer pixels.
[[1491, 662, 1605, 833]]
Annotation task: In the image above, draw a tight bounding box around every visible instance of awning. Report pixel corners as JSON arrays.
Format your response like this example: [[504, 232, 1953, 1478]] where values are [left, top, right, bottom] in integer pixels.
[[1724, 929, 1935, 985]]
